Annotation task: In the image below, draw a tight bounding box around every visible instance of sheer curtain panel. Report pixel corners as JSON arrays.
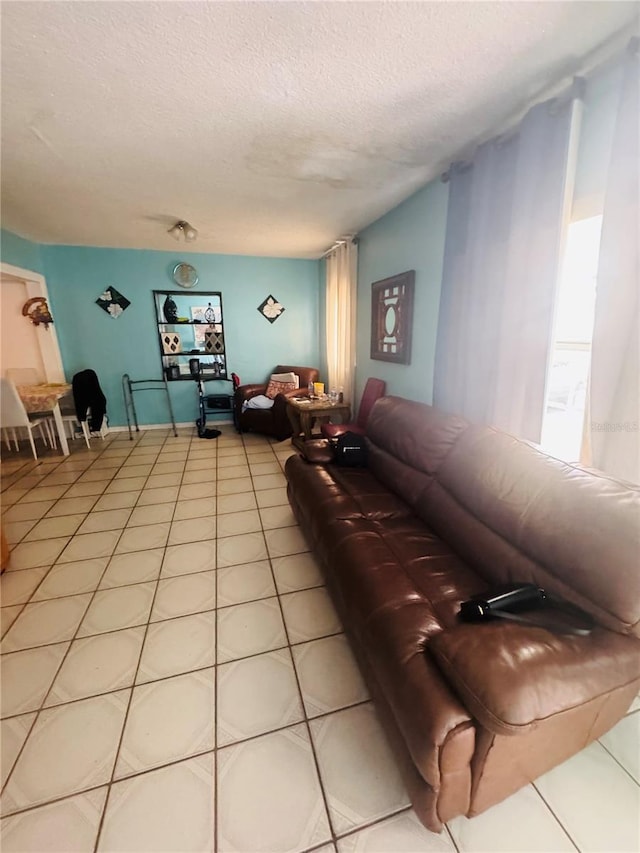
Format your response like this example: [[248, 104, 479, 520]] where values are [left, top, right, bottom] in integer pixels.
[[589, 45, 640, 484], [434, 92, 582, 442], [325, 240, 357, 407]]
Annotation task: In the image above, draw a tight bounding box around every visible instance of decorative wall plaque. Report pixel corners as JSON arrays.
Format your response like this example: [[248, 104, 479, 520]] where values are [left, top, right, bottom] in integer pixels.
[[96, 287, 131, 319], [257, 295, 285, 323], [205, 331, 225, 354], [161, 332, 182, 355], [370, 270, 415, 364]]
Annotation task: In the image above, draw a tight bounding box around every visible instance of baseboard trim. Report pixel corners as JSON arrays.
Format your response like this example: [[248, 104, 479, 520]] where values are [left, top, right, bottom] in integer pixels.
[[107, 418, 234, 433]]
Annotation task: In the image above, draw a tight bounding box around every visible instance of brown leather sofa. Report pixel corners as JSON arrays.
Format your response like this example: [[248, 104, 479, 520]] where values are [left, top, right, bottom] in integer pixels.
[[285, 395, 640, 832], [234, 365, 319, 441]]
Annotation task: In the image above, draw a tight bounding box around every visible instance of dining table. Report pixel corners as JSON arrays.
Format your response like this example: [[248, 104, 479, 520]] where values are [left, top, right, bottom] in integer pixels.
[[17, 383, 72, 457]]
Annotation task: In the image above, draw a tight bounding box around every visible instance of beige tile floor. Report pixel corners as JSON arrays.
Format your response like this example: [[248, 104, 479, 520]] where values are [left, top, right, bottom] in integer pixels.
[[0, 426, 638, 853]]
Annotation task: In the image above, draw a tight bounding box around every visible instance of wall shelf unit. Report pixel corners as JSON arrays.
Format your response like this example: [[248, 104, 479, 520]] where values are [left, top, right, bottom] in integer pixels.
[[153, 290, 228, 382]]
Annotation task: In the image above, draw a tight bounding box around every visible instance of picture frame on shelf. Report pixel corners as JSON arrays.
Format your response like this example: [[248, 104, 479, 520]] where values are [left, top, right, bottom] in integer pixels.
[[190, 306, 208, 345]]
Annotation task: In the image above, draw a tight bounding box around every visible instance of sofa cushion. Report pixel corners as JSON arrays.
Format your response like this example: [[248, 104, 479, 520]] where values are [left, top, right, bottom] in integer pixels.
[[421, 425, 640, 637], [286, 458, 413, 539], [429, 621, 640, 736], [367, 397, 469, 478], [362, 399, 468, 514]]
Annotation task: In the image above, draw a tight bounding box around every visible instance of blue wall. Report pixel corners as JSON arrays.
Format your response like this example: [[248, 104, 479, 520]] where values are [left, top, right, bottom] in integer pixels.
[[40, 246, 320, 426], [355, 179, 449, 406], [1, 229, 320, 427], [4, 170, 450, 429], [0, 229, 44, 274]]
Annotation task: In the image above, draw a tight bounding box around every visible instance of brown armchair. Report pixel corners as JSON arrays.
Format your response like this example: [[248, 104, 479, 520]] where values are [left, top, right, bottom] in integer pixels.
[[234, 365, 319, 441]]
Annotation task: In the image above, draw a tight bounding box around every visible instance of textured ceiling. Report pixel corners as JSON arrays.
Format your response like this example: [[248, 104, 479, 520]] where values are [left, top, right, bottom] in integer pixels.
[[1, 1, 637, 258]]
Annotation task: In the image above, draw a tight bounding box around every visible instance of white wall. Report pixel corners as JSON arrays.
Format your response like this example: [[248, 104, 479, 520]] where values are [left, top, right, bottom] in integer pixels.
[[0, 274, 47, 379]]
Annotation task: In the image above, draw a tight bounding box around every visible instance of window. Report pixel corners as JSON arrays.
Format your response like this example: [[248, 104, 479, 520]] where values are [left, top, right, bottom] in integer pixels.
[[541, 215, 602, 462]]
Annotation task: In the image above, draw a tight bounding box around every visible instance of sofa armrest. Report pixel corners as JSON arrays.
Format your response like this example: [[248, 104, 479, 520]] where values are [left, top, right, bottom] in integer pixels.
[[429, 622, 640, 736], [236, 383, 268, 401]]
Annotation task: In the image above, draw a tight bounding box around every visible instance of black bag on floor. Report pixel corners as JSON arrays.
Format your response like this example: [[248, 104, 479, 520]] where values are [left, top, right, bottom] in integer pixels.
[[333, 431, 368, 467]]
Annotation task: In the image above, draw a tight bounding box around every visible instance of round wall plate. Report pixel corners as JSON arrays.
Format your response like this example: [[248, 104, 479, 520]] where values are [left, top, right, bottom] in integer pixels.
[[173, 263, 199, 288]]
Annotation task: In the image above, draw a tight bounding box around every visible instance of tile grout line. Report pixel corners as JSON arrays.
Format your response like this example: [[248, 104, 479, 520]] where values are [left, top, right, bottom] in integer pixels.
[[1, 430, 471, 847], [443, 822, 462, 853], [530, 782, 581, 852], [247, 435, 440, 849], [212, 430, 275, 848], [3, 432, 187, 576], [241, 430, 340, 848], [92, 426, 197, 853], [1, 434, 139, 554], [0, 430, 166, 801], [1, 694, 379, 825], [0, 436, 147, 795], [1, 430, 174, 809], [2, 565, 329, 659], [0, 626, 352, 724], [594, 738, 640, 788]]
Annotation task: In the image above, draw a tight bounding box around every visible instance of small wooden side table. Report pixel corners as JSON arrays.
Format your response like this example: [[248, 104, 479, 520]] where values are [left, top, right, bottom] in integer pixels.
[[287, 397, 351, 448]]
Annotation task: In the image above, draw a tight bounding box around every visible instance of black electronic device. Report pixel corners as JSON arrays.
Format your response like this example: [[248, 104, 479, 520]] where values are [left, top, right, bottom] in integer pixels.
[[459, 583, 594, 636]]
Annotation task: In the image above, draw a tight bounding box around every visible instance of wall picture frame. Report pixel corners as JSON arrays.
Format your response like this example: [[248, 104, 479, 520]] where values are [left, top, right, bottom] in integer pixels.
[[370, 270, 415, 364]]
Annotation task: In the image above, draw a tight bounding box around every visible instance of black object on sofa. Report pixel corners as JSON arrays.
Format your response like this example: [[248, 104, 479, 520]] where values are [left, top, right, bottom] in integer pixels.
[[285, 395, 640, 832]]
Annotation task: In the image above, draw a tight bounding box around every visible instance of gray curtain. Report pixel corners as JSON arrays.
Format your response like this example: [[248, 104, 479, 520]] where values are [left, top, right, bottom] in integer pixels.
[[434, 93, 581, 442], [589, 45, 639, 484]]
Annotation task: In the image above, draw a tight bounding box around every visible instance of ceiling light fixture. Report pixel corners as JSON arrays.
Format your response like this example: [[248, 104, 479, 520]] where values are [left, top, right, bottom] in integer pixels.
[[168, 220, 198, 242]]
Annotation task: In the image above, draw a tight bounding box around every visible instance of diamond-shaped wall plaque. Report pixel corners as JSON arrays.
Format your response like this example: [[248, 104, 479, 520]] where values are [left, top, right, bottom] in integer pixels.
[[205, 331, 225, 354], [257, 295, 285, 323], [96, 286, 131, 319], [161, 332, 182, 354]]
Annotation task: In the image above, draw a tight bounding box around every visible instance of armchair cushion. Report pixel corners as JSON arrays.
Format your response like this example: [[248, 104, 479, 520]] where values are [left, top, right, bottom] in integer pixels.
[[266, 378, 298, 399], [269, 371, 299, 387]]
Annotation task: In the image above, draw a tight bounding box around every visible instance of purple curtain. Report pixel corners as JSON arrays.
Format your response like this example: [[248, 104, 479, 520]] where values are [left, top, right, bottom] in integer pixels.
[[589, 44, 640, 484], [434, 93, 581, 442]]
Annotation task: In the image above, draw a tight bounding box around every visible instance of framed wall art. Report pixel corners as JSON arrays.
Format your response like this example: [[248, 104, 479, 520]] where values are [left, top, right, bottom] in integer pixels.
[[370, 270, 415, 364], [96, 286, 131, 319]]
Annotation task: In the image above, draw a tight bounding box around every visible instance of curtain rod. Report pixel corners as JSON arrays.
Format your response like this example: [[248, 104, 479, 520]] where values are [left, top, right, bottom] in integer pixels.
[[440, 33, 636, 184], [441, 75, 587, 183], [322, 236, 358, 258]]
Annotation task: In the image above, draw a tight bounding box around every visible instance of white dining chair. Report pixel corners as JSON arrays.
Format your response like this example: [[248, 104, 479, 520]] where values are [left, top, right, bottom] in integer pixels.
[[56, 372, 109, 449], [48, 390, 87, 448], [0, 378, 50, 461], [4, 368, 58, 449]]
